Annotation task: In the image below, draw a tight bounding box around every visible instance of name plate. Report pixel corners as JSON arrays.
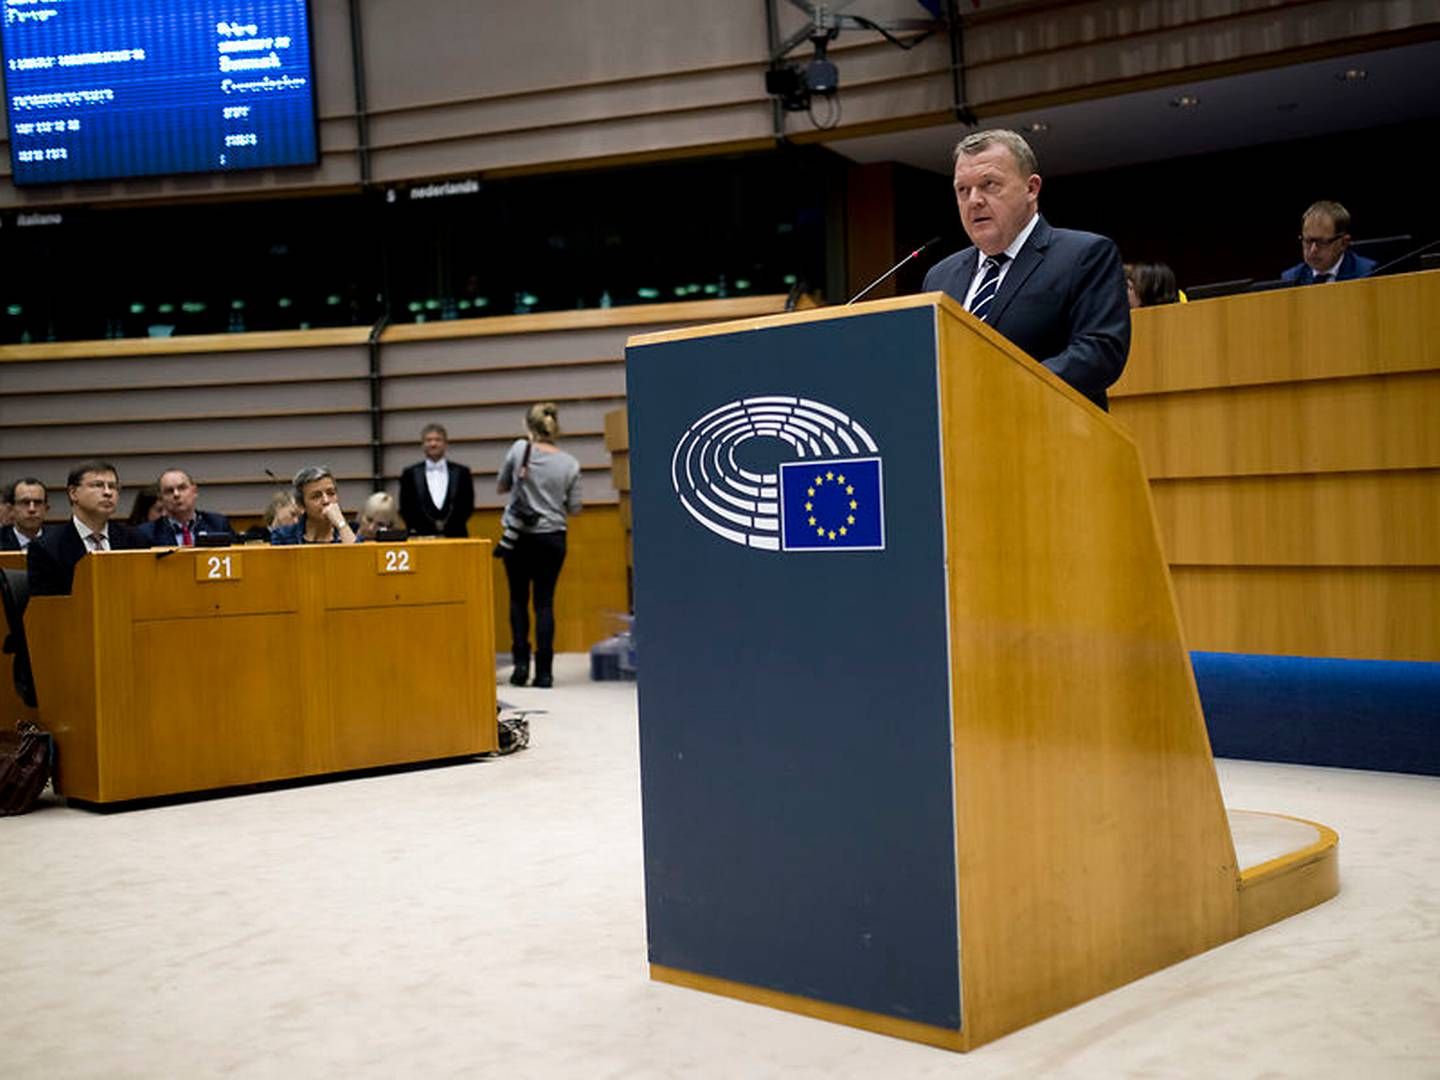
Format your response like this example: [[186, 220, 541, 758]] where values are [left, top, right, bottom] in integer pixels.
[[195, 552, 242, 582], [377, 547, 414, 575]]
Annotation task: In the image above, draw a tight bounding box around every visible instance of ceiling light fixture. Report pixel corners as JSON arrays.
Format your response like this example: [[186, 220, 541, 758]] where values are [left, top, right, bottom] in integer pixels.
[[1026, 121, 1050, 133], [1170, 94, 1200, 109], [1336, 68, 1368, 82]]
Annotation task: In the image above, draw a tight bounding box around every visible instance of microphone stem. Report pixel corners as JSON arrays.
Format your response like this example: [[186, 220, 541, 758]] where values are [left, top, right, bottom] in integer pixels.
[[846, 237, 941, 305]]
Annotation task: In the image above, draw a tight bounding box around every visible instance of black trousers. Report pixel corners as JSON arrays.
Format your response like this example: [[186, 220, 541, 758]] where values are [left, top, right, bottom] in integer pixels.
[[501, 530, 567, 664]]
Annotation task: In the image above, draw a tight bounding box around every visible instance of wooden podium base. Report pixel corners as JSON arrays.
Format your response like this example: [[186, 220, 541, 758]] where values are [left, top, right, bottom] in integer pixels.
[[651, 808, 1338, 1053], [1232, 810, 1340, 936]]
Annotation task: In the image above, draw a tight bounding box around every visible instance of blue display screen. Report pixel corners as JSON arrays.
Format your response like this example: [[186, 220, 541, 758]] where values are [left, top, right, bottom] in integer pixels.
[[2, 0, 318, 186]]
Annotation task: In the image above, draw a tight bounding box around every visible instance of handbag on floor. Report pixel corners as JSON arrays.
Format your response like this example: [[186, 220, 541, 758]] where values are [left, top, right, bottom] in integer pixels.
[[0, 720, 53, 816]]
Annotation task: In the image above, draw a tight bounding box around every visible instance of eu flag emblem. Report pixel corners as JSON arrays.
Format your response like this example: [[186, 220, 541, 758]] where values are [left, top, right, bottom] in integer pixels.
[[779, 457, 885, 552]]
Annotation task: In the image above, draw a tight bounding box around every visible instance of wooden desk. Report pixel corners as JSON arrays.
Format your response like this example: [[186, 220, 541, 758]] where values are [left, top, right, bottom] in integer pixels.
[[25, 540, 496, 803], [0, 549, 37, 726]]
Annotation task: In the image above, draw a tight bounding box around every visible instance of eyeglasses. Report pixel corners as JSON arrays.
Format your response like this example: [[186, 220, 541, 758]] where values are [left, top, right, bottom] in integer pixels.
[[14, 498, 47, 507], [1299, 234, 1345, 248], [80, 479, 120, 492]]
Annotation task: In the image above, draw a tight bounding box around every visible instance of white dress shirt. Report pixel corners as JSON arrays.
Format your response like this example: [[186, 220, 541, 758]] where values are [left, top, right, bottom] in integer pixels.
[[962, 212, 1041, 310], [1314, 254, 1344, 283], [72, 516, 110, 550], [425, 457, 450, 508]]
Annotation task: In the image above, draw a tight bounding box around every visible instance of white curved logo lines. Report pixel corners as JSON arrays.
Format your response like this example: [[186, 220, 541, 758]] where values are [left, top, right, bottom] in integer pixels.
[[670, 396, 880, 551]]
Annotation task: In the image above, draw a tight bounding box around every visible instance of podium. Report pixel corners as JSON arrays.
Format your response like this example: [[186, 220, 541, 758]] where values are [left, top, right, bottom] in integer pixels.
[[25, 540, 496, 803], [624, 294, 1338, 1050]]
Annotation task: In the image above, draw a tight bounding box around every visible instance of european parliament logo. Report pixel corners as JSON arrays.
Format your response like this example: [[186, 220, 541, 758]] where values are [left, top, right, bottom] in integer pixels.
[[779, 458, 884, 551], [670, 395, 886, 554]]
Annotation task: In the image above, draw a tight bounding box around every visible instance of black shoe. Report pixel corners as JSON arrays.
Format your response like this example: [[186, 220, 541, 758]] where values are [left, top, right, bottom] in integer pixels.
[[509, 664, 530, 687], [533, 673, 553, 689]]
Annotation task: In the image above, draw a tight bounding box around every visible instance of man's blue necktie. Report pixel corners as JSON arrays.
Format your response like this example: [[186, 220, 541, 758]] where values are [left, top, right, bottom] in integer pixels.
[[969, 254, 1010, 321]]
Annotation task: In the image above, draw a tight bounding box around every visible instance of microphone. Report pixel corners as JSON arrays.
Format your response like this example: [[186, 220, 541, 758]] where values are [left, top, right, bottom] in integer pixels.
[[847, 236, 942, 305], [1370, 237, 1440, 277], [264, 468, 283, 484]]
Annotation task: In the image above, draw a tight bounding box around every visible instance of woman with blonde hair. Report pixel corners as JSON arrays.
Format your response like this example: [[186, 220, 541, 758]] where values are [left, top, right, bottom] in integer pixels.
[[354, 491, 405, 539], [496, 402, 582, 687]]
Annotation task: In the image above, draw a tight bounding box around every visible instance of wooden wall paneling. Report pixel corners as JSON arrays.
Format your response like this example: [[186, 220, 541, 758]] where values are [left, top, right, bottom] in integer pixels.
[[0, 413, 372, 460], [382, 364, 624, 410], [1151, 470, 1440, 567], [1115, 271, 1440, 397], [1110, 371, 1440, 480], [0, 380, 373, 427], [963, 1, 1440, 108], [604, 407, 628, 453], [378, 297, 792, 347], [1170, 566, 1440, 662], [0, 342, 369, 390]]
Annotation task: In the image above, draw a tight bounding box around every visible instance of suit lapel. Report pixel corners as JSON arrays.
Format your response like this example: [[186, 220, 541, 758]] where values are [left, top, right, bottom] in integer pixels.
[[986, 216, 1050, 326], [413, 465, 436, 514], [64, 522, 86, 564]]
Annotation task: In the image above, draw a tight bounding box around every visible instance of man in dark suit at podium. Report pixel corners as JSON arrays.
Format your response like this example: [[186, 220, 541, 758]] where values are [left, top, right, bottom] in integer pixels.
[[28, 460, 145, 596], [1280, 200, 1377, 286], [138, 468, 232, 547], [922, 129, 1130, 410], [399, 423, 475, 538]]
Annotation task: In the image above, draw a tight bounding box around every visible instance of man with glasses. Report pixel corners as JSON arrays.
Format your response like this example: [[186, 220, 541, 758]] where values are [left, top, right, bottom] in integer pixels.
[[27, 460, 145, 596], [0, 478, 53, 551], [1282, 201, 1377, 285]]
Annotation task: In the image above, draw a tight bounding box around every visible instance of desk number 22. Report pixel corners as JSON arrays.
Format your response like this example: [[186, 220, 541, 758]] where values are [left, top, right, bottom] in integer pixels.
[[383, 549, 411, 573]]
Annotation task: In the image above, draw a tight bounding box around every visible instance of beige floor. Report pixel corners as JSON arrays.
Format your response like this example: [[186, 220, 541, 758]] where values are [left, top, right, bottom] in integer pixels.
[[2, 654, 1438, 1079]]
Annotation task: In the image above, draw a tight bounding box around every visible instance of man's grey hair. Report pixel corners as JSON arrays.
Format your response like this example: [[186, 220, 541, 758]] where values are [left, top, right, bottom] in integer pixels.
[[292, 465, 335, 505], [953, 129, 1039, 177]]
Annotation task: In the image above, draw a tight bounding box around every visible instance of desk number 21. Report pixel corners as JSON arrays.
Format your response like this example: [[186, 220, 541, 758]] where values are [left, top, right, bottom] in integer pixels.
[[196, 553, 241, 582]]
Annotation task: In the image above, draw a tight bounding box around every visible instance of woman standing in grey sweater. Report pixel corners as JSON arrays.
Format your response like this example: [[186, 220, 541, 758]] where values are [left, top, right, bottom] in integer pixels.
[[496, 402, 583, 687]]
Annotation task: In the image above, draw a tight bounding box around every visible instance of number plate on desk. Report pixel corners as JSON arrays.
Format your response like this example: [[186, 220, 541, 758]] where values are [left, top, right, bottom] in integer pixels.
[[195, 552, 242, 582], [377, 547, 413, 574]]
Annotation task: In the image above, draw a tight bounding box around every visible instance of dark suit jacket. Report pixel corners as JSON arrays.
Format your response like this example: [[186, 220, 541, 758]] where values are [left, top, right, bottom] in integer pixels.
[[0, 523, 49, 551], [399, 460, 475, 538], [922, 215, 1131, 410], [26, 521, 146, 596], [137, 510, 233, 547], [1280, 249, 1378, 285]]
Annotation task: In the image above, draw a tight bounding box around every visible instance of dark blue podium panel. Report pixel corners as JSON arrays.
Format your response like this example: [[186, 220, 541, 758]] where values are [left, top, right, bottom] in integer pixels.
[[627, 306, 961, 1030]]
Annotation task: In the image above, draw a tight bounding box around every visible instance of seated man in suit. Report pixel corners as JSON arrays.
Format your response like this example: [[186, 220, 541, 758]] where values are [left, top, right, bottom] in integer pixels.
[[27, 460, 145, 596], [139, 468, 232, 546], [922, 129, 1130, 410], [1281, 200, 1377, 286], [0, 478, 51, 552], [399, 423, 475, 537]]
